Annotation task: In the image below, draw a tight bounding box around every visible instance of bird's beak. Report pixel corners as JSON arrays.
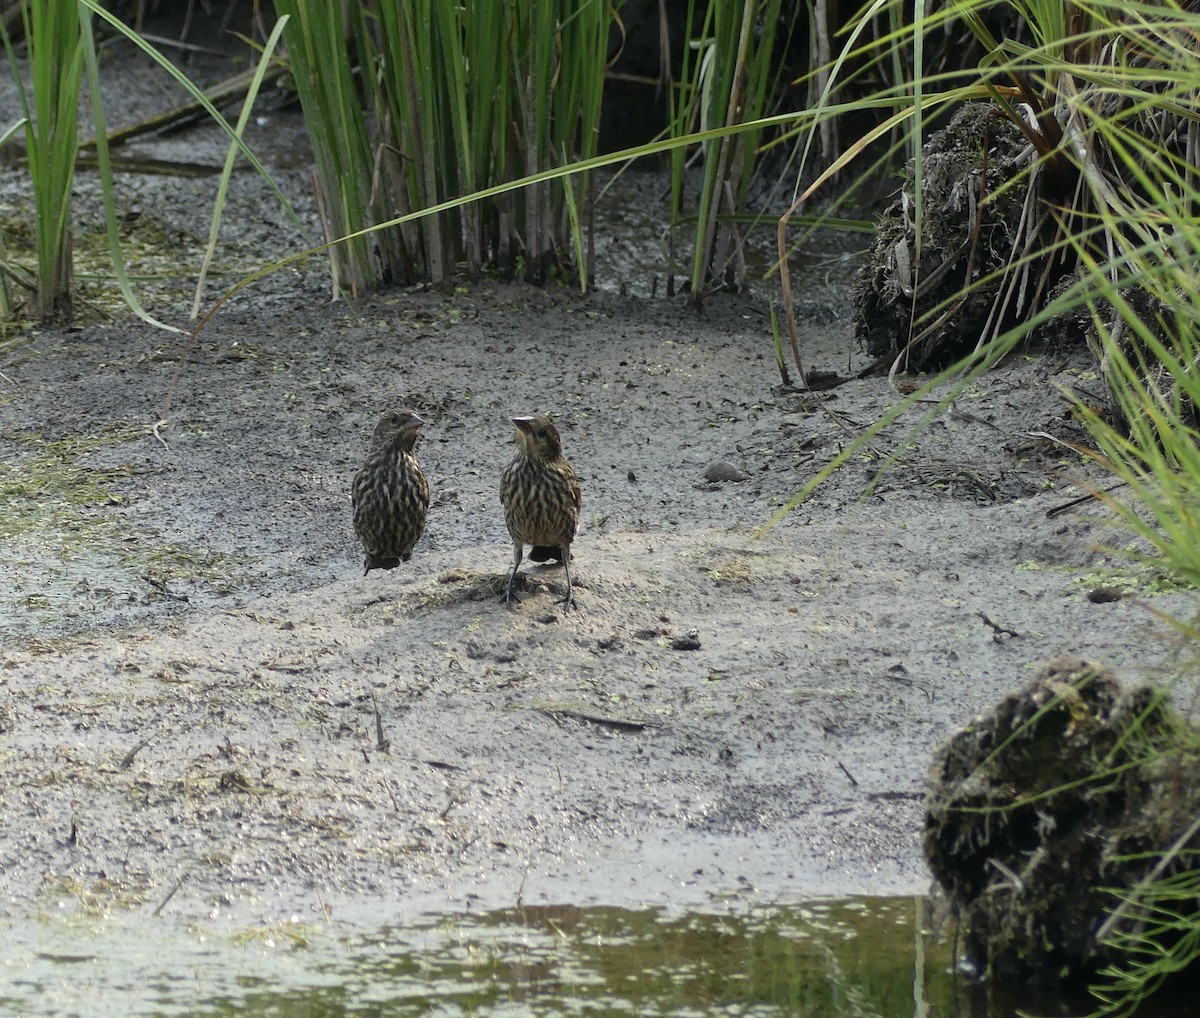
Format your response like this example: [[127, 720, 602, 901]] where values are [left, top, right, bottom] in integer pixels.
[[512, 416, 534, 435], [406, 413, 426, 431]]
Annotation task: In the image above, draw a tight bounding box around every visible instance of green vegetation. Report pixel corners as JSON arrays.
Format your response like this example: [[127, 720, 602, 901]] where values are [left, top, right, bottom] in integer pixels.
[[2, 1, 814, 317], [666, 0, 789, 301], [780, 2, 1200, 1011], [273, 0, 610, 292], [1, 0, 297, 330], [1, 1, 82, 321]]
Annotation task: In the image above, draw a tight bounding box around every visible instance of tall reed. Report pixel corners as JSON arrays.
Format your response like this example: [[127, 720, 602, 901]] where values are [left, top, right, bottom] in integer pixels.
[[276, 1, 610, 292], [1, 0, 83, 321], [666, 0, 786, 303]]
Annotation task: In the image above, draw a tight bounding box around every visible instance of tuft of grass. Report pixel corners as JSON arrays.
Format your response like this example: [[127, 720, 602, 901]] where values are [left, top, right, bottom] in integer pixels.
[[1, 1, 83, 321], [275, 1, 610, 293], [665, 0, 790, 304]]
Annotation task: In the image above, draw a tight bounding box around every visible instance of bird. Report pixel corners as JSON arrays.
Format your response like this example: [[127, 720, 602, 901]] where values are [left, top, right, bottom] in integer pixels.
[[499, 415, 581, 610], [351, 408, 430, 575]]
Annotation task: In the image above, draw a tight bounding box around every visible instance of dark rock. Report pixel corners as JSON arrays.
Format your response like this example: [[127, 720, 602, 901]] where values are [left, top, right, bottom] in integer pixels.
[[703, 461, 750, 483]]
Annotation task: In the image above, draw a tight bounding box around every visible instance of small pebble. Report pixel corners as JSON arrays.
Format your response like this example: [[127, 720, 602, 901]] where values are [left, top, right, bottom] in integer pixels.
[[703, 461, 750, 483], [670, 630, 701, 651]]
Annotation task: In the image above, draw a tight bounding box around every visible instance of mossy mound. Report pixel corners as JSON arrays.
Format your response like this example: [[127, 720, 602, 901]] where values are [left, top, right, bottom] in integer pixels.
[[851, 101, 1032, 370], [924, 656, 1200, 983]]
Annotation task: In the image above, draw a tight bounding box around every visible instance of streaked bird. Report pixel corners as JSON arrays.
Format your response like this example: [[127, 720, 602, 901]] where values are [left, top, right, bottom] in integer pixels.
[[499, 415, 581, 610], [351, 408, 430, 575]]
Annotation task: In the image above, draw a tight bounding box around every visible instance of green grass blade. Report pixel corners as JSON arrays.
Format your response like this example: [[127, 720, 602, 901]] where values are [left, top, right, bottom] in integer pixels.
[[76, 3, 182, 333], [189, 16, 289, 319], [78, 0, 308, 242]]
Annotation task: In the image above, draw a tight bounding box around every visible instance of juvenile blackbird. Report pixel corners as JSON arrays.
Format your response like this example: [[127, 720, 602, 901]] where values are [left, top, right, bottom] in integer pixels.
[[499, 415, 581, 609], [351, 408, 430, 575]]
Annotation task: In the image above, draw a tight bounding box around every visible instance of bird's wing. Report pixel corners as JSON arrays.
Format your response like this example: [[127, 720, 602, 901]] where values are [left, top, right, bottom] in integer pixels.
[[566, 463, 582, 513]]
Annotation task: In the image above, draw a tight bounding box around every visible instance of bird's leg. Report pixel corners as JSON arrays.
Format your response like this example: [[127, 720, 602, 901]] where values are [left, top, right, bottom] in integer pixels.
[[502, 541, 524, 607], [558, 544, 577, 610]]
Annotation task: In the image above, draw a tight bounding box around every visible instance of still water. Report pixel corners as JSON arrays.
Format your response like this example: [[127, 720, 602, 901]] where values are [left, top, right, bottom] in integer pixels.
[[0, 897, 1183, 1017]]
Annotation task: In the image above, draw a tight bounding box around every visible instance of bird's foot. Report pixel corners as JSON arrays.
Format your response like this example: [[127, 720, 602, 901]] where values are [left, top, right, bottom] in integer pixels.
[[557, 590, 578, 612], [501, 583, 523, 609]]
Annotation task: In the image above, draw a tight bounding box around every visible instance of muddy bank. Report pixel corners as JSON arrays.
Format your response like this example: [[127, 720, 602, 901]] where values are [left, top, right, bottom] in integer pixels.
[[0, 14, 1193, 932], [0, 277, 1192, 931]]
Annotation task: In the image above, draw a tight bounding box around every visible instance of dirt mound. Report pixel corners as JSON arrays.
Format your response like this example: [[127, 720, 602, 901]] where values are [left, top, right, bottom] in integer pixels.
[[925, 656, 1200, 983], [852, 102, 1033, 370]]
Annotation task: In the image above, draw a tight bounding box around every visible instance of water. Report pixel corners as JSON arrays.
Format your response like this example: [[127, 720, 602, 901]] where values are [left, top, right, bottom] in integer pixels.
[[1, 897, 1186, 1018]]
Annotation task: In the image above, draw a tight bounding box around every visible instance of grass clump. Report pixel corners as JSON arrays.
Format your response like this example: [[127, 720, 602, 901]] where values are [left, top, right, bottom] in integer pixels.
[[275, 0, 610, 293], [0, 425, 256, 637], [0, 1, 82, 322]]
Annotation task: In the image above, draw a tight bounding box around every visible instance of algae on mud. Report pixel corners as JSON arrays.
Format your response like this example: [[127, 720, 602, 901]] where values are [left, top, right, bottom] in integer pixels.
[[0, 424, 259, 640]]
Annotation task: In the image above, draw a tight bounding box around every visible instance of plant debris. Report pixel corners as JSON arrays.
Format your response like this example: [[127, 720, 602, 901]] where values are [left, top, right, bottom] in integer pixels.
[[924, 656, 1200, 984]]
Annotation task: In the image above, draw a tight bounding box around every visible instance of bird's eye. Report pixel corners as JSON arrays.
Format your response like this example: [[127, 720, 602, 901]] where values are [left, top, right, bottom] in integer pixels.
[[535, 428, 546, 438]]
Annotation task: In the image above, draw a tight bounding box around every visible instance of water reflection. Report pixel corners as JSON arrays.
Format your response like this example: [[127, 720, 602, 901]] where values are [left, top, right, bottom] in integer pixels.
[[0, 897, 1189, 1017]]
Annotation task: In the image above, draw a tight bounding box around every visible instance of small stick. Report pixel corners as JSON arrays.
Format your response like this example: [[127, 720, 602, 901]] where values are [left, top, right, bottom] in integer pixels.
[[977, 611, 1020, 641], [837, 761, 859, 787], [119, 737, 153, 770], [540, 708, 649, 733], [438, 793, 462, 821], [153, 875, 186, 917], [371, 691, 389, 752], [1045, 481, 1128, 519]]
